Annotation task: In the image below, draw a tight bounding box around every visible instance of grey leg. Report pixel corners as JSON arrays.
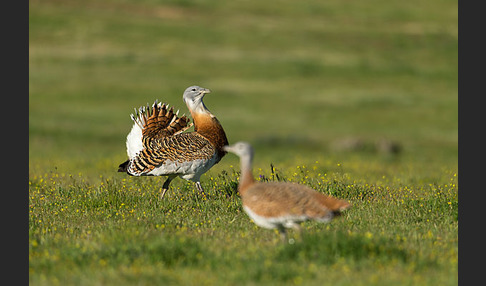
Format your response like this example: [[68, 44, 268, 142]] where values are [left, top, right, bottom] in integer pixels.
[[290, 223, 302, 234], [278, 225, 288, 244], [290, 223, 302, 241], [159, 176, 175, 200], [195, 181, 206, 197]]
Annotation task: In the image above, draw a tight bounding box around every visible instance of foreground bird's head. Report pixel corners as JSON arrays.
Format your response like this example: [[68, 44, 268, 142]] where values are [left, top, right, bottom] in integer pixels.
[[223, 141, 254, 159], [183, 85, 211, 114]]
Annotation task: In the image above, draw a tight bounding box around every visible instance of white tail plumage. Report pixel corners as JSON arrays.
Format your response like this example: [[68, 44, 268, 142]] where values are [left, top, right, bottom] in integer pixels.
[[126, 116, 144, 160]]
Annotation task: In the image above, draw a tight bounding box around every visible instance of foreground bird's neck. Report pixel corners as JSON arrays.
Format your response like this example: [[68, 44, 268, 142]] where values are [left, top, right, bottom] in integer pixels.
[[238, 154, 255, 195], [190, 107, 215, 132], [189, 101, 210, 116]]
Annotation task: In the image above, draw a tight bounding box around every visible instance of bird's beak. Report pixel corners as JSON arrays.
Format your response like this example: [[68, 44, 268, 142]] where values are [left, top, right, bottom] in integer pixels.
[[202, 88, 211, 94], [223, 145, 231, 152], [197, 88, 210, 99]]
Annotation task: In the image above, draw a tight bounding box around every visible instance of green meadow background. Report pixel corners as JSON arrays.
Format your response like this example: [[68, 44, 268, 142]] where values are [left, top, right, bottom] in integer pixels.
[[29, 0, 458, 285]]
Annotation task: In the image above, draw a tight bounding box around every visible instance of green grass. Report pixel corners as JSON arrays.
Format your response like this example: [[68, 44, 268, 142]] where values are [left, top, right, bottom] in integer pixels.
[[29, 166, 457, 285], [29, 0, 457, 285]]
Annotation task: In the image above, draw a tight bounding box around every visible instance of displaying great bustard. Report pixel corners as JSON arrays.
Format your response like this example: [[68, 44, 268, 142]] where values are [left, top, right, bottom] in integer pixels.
[[118, 86, 229, 200], [223, 142, 351, 243]]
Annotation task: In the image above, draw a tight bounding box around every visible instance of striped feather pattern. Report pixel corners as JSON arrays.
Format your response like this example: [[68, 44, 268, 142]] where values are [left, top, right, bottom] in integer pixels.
[[128, 132, 216, 175]]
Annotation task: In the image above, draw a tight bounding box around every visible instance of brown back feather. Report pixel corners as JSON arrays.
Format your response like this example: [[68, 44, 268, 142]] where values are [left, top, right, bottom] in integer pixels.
[[242, 182, 350, 218]]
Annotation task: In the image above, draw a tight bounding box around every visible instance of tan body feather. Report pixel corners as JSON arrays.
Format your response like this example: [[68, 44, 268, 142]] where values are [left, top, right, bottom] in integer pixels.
[[242, 182, 350, 219], [223, 142, 350, 242]]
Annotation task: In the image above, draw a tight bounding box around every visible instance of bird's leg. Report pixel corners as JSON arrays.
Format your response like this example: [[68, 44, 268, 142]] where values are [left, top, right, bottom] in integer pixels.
[[159, 188, 168, 201], [159, 176, 175, 200], [195, 181, 207, 197], [278, 226, 288, 244], [291, 223, 303, 241]]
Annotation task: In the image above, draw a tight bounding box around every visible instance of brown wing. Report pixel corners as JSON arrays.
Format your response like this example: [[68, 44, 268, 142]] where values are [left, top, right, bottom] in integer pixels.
[[127, 132, 216, 176], [243, 182, 350, 218]]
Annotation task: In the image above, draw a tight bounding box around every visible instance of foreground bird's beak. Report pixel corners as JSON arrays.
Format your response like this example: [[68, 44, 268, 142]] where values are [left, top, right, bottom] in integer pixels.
[[202, 88, 211, 94]]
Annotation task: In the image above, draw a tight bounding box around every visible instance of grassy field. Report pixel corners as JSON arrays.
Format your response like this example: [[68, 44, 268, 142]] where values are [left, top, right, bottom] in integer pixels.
[[29, 0, 457, 285]]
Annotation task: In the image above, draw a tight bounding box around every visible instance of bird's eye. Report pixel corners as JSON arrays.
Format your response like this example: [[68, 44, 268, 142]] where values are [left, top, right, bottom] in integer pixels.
[[191, 88, 197, 92]]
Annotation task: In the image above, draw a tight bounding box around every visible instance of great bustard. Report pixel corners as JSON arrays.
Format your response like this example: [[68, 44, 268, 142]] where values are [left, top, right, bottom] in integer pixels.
[[223, 142, 351, 243], [118, 86, 229, 200]]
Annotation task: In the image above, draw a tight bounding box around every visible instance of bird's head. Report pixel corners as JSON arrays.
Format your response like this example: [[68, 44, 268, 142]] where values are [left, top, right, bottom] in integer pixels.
[[223, 141, 254, 159], [183, 85, 211, 114]]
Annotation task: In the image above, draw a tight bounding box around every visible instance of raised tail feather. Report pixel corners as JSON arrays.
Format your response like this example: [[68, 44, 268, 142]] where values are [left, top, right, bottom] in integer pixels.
[[134, 101, 192, 139], [122, 101, 194, 173]]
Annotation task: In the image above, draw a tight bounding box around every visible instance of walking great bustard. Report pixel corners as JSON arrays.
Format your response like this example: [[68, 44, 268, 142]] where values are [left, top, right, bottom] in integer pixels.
[[223, 142, 351, 243], [118, 86, 229, 200]]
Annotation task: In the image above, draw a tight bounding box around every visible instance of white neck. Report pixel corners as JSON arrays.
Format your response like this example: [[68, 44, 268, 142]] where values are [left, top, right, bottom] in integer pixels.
[[185, 99, 213, 116], [238, 152, 255, 194]]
